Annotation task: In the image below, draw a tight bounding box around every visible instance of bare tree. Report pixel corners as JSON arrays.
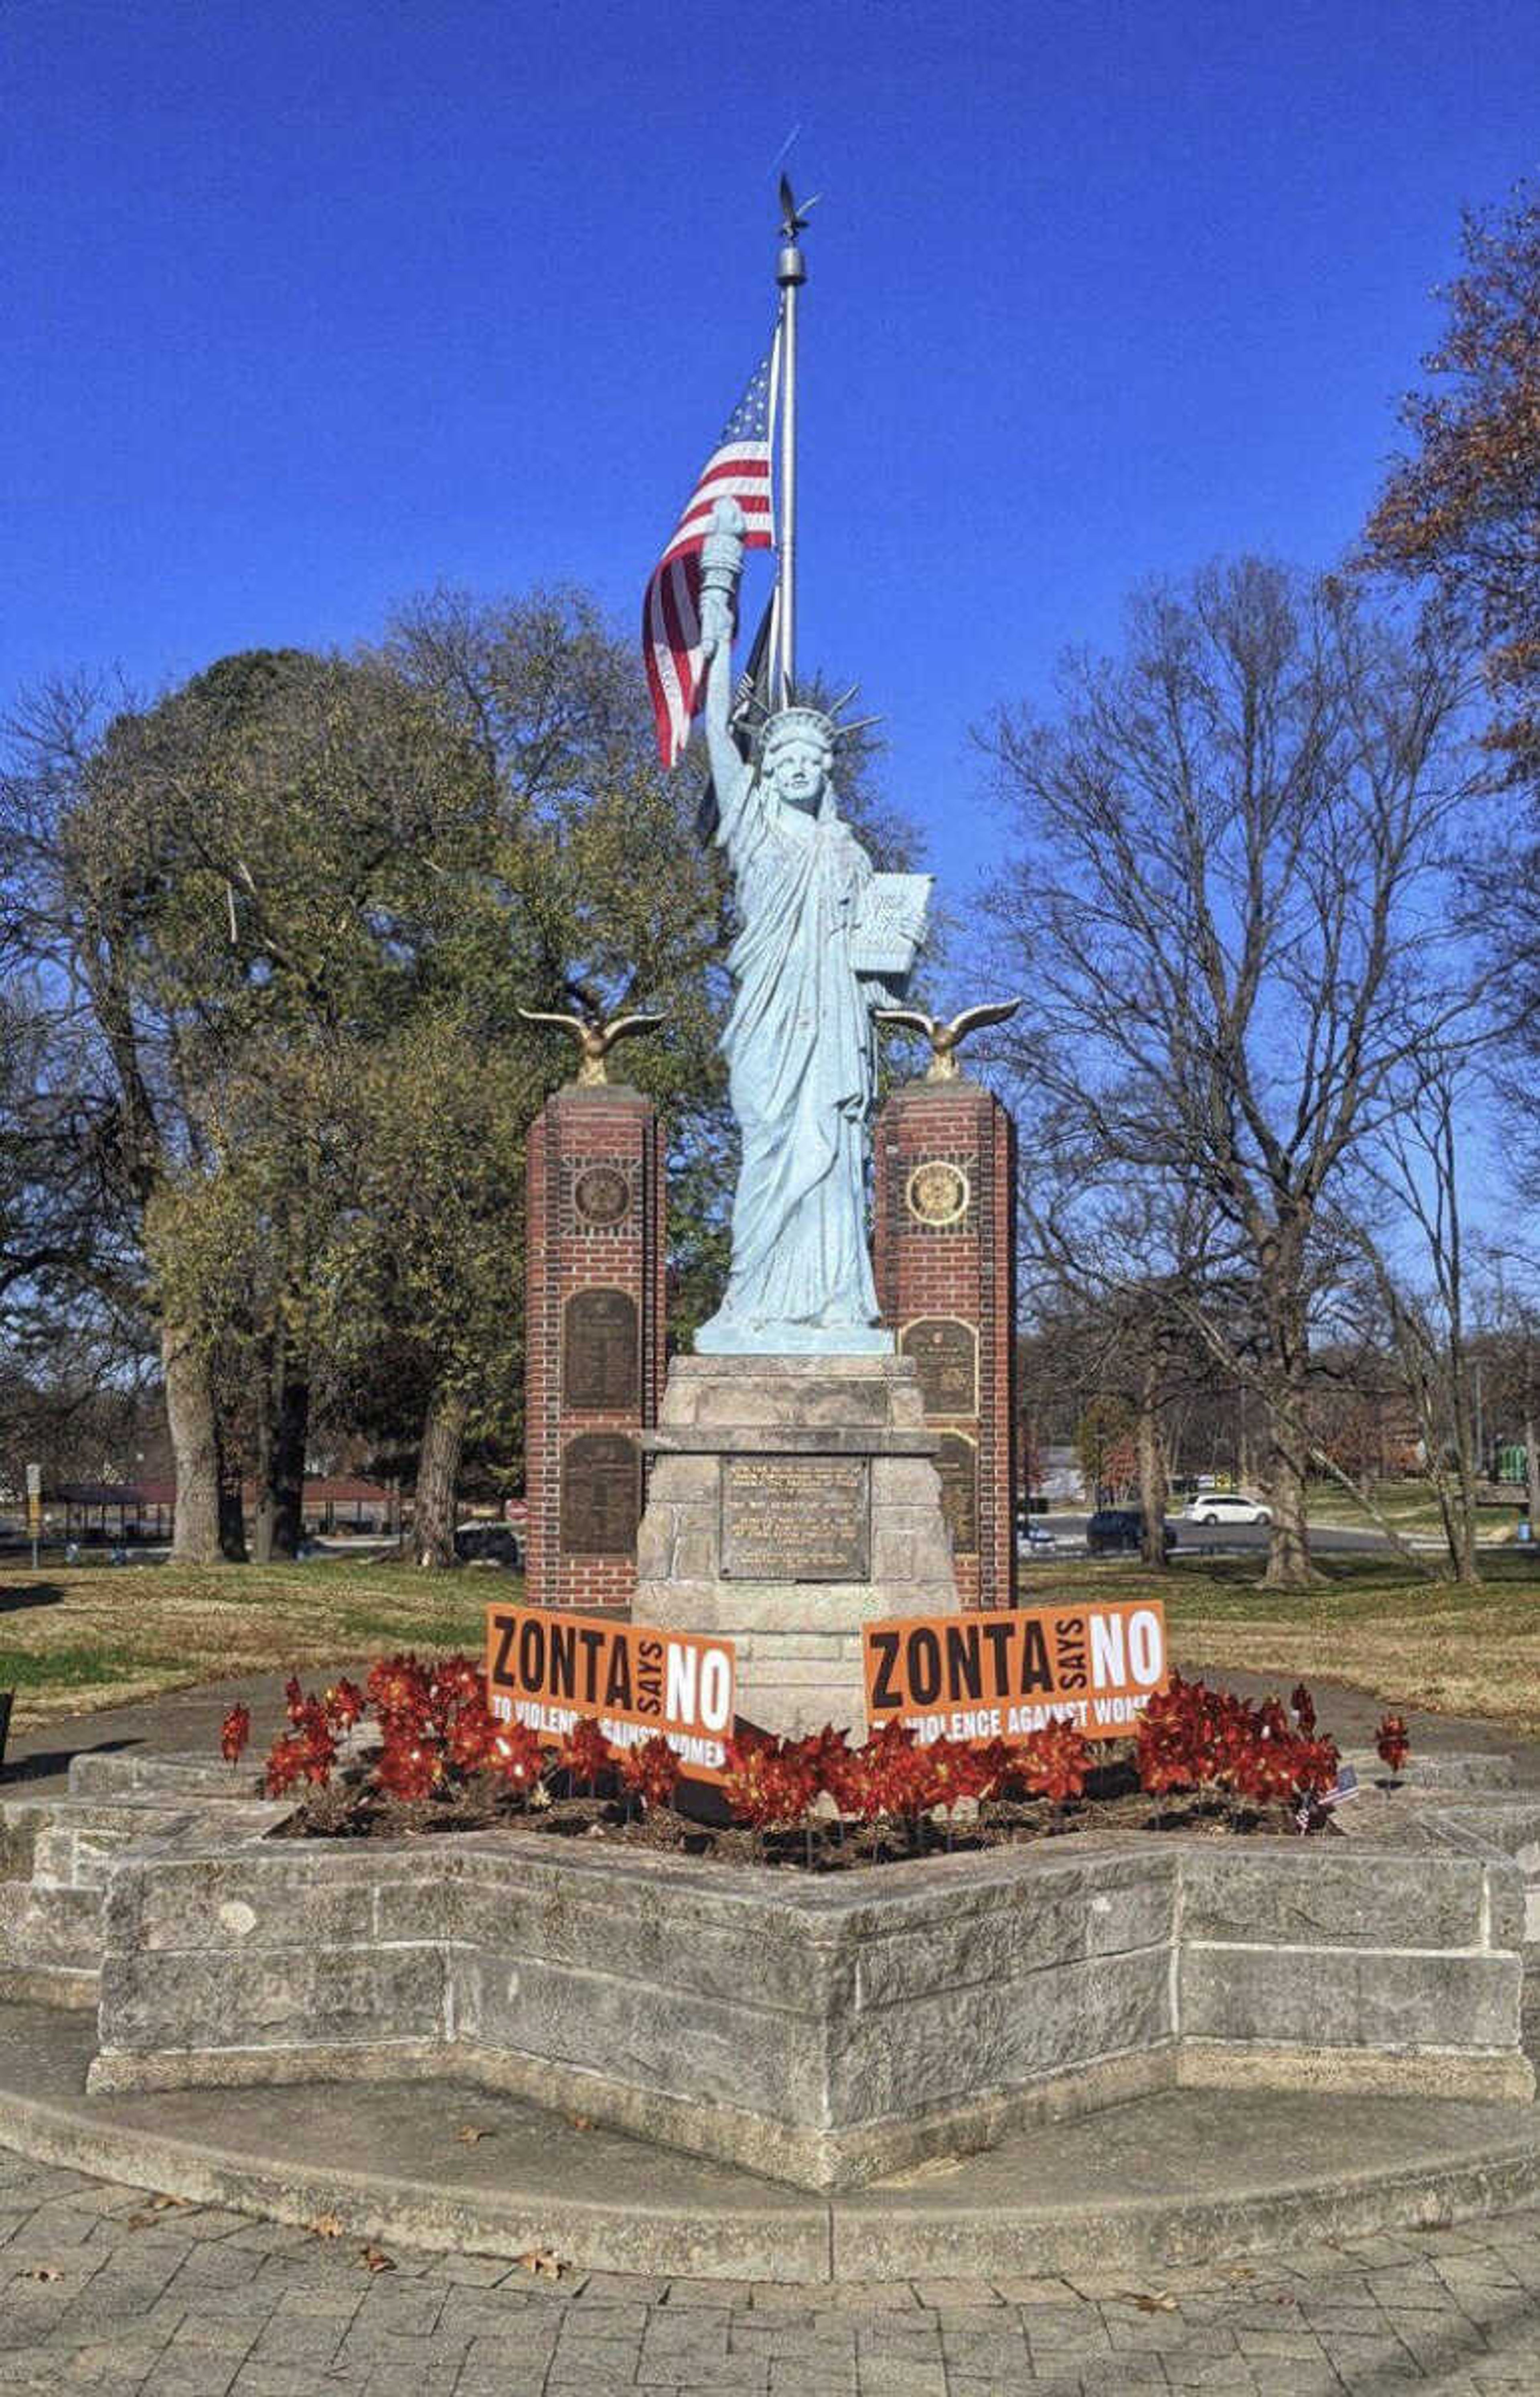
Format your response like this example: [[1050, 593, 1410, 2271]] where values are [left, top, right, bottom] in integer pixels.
[[1339, 1052, 1484, 1581], [1021, 1176, 1217, 1568], [981, 560, 1481, 1585], [1480, 1248, 1540, 1538]]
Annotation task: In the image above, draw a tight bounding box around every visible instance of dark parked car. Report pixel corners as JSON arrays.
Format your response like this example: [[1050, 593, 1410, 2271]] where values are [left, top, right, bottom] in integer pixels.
[[1085, 1508, 1176, 1556], [454, 1522, 525, 1568]]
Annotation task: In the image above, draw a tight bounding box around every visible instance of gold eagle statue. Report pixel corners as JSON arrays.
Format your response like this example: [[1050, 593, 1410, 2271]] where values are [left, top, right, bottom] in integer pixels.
[[517, 1006, 667, 1087], [873, 997, 1022, 1082]]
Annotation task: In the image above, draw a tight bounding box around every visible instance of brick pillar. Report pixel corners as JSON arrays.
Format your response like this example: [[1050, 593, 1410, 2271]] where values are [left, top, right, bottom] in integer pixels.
[[524, 1082, 666, 1614], [872, 1074, 1017, 1610]]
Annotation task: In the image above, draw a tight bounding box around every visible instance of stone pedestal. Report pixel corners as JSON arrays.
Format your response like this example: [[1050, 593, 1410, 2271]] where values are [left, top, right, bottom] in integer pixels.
[[523, 1082, 667, 1614], [872, 1074, 1017, 1610], [635, 1355, 958, 1739]]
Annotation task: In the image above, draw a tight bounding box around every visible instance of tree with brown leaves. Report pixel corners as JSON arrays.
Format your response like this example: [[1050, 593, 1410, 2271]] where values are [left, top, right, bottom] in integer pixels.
[[1365, 184, 1540, 790]]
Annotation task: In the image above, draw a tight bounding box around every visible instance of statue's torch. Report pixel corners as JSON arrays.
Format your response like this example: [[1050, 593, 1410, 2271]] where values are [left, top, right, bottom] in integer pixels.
[[699, 497, 746, 658]]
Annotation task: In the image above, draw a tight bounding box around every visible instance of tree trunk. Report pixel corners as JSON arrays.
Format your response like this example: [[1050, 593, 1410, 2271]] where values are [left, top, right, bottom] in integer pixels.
[[1526, 1406, 1540, 1546], [413, 1386, 468, 1568], [1448, 1365, 1481, 1587], [1137, 1356, 1169, 1570], [253, 1330, 309, 1563], [218, 1465, 248, 1562], [1262, 1424, 1313, 1586], [162, 1321, 223, 1564], [1260, 1273, 1315, 1588], [1236, 1384, 1255, 1495]]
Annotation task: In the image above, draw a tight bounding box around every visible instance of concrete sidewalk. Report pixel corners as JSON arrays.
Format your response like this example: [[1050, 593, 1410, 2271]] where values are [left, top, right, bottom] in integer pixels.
[[1, 2138, 1538, 2394], [0, 1666, 379, 1801]]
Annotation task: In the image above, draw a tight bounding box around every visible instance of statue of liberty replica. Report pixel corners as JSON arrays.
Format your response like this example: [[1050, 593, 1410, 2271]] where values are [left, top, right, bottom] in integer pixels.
[[634, 183, 959, 1737], [644, 184, 931, 1355]]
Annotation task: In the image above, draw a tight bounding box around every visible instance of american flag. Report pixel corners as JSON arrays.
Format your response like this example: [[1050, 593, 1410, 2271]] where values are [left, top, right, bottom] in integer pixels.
[[1295, 1762, 1358, 1832], [644, 340, 778, 769]]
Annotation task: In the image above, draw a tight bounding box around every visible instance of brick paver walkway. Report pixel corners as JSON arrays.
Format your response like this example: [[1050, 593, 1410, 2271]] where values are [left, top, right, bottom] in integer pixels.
[[1, 2146, 1538, 2393]]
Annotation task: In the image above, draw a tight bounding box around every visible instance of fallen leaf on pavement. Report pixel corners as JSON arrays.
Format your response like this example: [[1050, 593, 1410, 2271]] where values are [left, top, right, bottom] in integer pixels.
[[309, 2214, 345, 2239], [564, 2115, 593, 2133], [23, 2266, 63, 2282], [358, 2245, 397, 2273], [516, 2249, 563, 2279], [1129, 2291, 1178, 2312], [455, 2125, 494, 2145]]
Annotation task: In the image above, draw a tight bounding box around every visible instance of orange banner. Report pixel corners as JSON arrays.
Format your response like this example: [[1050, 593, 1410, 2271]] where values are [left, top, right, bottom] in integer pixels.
[[864, 1599, 1167, 1745], [485, 1605, 736, 1783]]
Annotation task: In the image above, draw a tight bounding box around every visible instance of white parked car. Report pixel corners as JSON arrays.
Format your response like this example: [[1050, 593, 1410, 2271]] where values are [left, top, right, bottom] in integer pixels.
[[1182, 1493, 1273, 1526]]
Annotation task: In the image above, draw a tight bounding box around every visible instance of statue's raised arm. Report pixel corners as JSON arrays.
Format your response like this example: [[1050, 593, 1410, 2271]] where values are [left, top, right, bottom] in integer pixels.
[[697, 498, 752, 842]]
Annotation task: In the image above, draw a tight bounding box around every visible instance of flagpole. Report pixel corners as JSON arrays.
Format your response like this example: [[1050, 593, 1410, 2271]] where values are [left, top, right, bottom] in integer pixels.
[[775, 182, 808, 709]]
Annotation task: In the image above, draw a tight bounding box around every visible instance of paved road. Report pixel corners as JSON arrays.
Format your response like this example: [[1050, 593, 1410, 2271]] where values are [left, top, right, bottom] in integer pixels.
[[0, 2144, 1536, 2394], [1021, 1512, 1528, 1559]]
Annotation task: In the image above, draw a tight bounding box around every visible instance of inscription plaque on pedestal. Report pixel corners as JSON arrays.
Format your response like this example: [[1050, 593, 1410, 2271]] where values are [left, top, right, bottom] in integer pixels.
[[900, 1317, 979, 1416], [560, 1432, 640, 1555], [563, 1289, 639, 1410], [720, 1455, 871, 1582], [935, 1431, 979, 1556]]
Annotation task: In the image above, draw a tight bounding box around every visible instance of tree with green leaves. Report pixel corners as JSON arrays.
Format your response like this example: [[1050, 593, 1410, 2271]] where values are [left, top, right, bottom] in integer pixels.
[[1, 646, 492, 1558], [3, 584, 922, 1563]]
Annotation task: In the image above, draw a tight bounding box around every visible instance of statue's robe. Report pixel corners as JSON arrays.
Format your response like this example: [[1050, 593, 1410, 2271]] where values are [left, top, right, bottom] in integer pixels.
[[695, 769, 885, 1349]]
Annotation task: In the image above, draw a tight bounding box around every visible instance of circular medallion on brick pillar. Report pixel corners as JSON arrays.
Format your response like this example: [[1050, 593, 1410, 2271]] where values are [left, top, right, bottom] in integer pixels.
[[873, 1076, 1018, 1609], [524, 1083, 666, 1615]]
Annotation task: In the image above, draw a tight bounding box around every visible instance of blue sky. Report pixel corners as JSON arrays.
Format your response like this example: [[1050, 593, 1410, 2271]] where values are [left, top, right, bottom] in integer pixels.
[[6, 0, 1537, 890]]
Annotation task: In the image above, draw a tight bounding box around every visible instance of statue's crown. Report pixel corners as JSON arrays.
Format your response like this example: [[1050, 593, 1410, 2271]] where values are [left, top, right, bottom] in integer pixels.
[[743, 685, 880, 756], [761, 705, 837, 754]]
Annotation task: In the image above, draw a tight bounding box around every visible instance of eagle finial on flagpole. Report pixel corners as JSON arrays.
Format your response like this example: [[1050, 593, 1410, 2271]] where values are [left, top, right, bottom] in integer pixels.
[[778, 174, 819, 242]]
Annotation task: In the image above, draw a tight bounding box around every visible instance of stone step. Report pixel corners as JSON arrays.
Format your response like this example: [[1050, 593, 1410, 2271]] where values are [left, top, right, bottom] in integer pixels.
[[69, 1751, 264, 1802], [1340, 1748, 1520, 1793], [0, 1963, 97, 2011], [2, 1997, 1538, 2283], [0, 1881, 104, 1969], [30, 1805, 195, 1889], [0, 1801, 47, 1882], [1, 1790, 224, 2001], [0, 1774, 288, 2009]]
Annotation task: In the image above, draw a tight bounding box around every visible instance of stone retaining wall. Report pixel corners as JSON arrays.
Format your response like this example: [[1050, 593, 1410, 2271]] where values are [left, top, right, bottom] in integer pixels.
[[82, 1799, 1532, 2192]]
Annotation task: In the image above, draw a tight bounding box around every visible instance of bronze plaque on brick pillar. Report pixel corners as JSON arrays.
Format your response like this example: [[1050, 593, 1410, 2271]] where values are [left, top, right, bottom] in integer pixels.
[[935, 1431, 979, 1555], [720, 1456, 871, 1581], [900, 1317, 979, 1416], [560, 1433, 640, 1554], [563, 1288, 639, 1410]]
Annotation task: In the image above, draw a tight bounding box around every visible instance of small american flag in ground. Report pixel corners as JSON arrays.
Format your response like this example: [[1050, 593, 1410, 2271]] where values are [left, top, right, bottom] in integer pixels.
[[644, 342, 777, 769], [1295, 1762, 1358, 1832]]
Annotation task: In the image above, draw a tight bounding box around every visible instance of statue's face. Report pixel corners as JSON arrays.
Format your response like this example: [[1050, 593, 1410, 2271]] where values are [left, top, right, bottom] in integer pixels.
[[765, 732, 832, 814]]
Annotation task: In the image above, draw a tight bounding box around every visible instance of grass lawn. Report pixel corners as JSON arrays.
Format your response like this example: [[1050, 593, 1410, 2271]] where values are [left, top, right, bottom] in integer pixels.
[[0, 1554, 502, 1726], [1303, 1477, 1521, 1540], [4, 1545, 1540, 1740], [1116, 1548, 1540, 1738]]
